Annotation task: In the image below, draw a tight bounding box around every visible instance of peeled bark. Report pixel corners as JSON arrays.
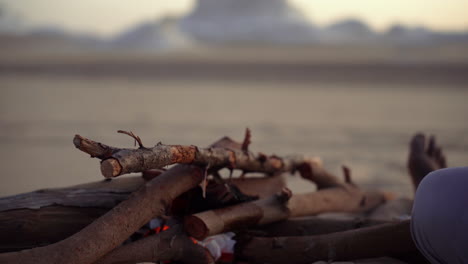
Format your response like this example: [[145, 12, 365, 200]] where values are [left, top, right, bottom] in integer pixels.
[[73, 134, 321, 178], [0, 165, 205, 264], [235, 220, 416, 264]]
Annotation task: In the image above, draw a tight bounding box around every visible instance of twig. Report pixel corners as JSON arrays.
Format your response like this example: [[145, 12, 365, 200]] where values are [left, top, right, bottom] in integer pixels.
[[74, 131, 322, 178]]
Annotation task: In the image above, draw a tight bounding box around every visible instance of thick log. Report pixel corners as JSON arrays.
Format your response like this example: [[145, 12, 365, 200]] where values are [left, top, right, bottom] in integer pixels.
[[0, 177, 145, 212], [0, 206, 107, 253], [73, 133, 321, 178], [96, 224, 213, 264], [253, 216, 388, 237], [235, 220, 416, 264], [0, 165, 205, 264]]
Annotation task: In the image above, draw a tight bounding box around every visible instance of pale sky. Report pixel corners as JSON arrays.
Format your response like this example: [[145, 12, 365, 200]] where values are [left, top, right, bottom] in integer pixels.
[[2, 0, 468, 36]]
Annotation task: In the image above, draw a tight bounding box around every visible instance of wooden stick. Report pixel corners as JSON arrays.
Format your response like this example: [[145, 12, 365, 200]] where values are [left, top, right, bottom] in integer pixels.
[[96, 224, 214, 264], [185, 188, 292, 240], [235, 220, 416, 264], [288, 187, 387, 218], [185, 187, 386, 240], [229, 174, 285, 198], [252, 216, 388, 237], [73, 132, 321, 178], [185, 164, 388, 240], [0, 165, 205, 264]]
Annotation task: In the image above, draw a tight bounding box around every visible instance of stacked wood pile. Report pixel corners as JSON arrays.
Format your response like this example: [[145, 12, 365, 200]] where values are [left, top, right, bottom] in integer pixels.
[[0, 130, 427, 264]]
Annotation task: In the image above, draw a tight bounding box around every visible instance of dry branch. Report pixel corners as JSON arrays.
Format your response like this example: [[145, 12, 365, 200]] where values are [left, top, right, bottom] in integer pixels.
[[185, 188, 292, 240], [96, 224, 214, 264], [0, 165, 205, 264], [73, 132, 321, 178], [235, 220, 416, 264], [229, 174, 285, 198], [185, 163, 388, 240], [185, 186, 386, 240], [253, 216, 388, 237]]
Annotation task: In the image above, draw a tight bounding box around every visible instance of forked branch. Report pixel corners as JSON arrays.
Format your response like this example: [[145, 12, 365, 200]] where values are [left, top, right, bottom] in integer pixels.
[[74, 130, 322, 178]]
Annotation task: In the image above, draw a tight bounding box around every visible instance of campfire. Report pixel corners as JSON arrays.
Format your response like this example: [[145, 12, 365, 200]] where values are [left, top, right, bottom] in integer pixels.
[[0, 129, 422, 264]]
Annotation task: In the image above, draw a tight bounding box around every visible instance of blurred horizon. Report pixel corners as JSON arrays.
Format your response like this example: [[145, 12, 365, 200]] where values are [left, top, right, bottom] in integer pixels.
[[1, 0, 468, 37]]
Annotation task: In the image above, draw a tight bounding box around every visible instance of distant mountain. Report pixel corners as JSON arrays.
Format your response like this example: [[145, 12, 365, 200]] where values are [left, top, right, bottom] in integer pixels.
[[179, 0, 318, 44], [111, 17, 192, 50], [383, 24, 434, 45], [2, 0, 468, 52], [320, 19, 377, 44]]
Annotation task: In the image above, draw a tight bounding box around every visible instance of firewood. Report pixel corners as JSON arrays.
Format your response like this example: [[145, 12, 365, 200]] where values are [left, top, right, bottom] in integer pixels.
[[185, 187, 386, 240], [235, 220, 416, 264], [96, 224, 214, 264], [185, 188, 293, 240], [0, 173, 282, 252], [73, 130, 322, 178], [252, 216, 388, 237], [185, 164, 388, 240], [0, 165, 205, 264]]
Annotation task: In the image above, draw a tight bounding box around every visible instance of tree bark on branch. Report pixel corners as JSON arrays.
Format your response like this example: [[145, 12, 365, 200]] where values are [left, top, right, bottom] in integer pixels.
[[73, 133, 321, 178], [0, 165, 205, 264]]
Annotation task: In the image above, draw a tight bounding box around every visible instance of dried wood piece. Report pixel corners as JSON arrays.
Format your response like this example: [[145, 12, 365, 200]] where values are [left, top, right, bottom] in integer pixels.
[[0, 206, 107, 253], [235, 220, 416, 264], [287, 187, 387, 218], [96, 224, 214, 264], [0, 176, 144, 212], [253, 216, 388, 237], [0, 165, 205, 264], [230, 174, 286, 198], [73, 133, 322, 178], [185, 187, 386, 240], [185, 164, 388, 240], [185, 188, 292, 240]]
